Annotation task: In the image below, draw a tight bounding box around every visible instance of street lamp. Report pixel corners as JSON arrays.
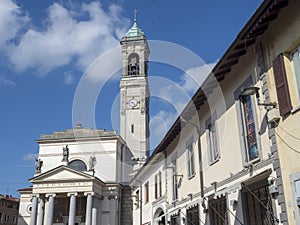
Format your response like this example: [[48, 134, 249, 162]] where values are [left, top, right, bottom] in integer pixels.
[[240, 86, 277, 108]]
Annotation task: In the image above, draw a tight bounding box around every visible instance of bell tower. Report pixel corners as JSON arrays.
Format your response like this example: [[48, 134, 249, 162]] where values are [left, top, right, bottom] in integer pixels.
[[120, 12, 150, 161]]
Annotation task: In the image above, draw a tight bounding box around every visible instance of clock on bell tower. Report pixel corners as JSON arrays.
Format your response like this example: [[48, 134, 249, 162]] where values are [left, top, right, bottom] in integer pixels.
[[120, 13, 150, 161]]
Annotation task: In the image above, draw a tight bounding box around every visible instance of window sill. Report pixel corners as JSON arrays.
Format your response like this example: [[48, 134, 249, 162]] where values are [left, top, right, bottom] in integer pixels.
[[209, 158, 220, 166], [187, 173, 196, 180], [291, 104, 300, 114], [243, 158, 260, 167]]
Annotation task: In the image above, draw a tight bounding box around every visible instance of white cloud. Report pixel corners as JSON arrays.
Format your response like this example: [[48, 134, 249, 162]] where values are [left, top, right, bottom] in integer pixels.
[[0, 75, 16, 86], [1, 1, 129, 76], [0, 0, 28, 50], [64, 72, 74, 84], [181, 62, 217, 94], [23, 153, 37, 161]]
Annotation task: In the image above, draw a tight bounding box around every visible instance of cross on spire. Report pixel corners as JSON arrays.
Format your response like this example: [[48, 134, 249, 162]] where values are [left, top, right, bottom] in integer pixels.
[[133, 9, 138, 22]]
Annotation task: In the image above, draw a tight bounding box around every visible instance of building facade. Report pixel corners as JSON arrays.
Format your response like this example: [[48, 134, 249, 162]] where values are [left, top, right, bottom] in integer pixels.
[[0, 195, 19, 225], [262, 0, 300, 224], [131, 0, 300, 225]]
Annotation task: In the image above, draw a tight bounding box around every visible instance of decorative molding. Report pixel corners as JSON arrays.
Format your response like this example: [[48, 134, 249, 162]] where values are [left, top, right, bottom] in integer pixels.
[[84, 192, 95, 196], [45, 193, 56, 198], [67, 192, 78, 197]]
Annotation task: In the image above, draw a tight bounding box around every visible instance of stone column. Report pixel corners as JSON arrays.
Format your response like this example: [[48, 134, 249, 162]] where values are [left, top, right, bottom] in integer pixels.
[[84, 192, 94, 225], [30, 195, 39, 225], [37, 197, 45, 225], [45, 194, 56, 225], [91, 196, 98, 225], [67, 193, 78, 225]]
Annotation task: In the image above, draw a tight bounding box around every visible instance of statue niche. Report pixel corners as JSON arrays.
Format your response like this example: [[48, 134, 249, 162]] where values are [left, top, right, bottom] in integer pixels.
[[128, 53, 140, 75]]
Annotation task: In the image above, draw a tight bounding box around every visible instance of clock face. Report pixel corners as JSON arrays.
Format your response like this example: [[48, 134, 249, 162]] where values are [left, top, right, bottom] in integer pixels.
[[129, 98, 138, 107]]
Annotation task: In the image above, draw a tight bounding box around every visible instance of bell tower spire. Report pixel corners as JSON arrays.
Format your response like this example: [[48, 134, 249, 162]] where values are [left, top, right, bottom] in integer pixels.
[[120, 13, 150, 164]]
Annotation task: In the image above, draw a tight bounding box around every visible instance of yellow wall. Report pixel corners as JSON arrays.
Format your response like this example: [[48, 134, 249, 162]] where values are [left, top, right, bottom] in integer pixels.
[[261, 0, 300, 224]]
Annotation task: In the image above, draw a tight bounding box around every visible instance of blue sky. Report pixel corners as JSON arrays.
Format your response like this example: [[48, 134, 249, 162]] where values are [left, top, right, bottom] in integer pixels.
[[0, 0, 262, 196]]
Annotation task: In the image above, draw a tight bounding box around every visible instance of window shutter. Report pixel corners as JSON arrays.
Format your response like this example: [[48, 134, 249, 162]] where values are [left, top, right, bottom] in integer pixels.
[[273, 54, 292, 116]]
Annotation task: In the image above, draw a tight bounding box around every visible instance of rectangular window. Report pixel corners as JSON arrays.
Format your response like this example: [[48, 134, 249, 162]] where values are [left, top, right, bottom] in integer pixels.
[[206, 118, 219, 164], [145, 182, 149, 203], [291, 47, 300, 105], [158, 171, 162, 197], [155, 174, 158, 199], [209, 196, 228, 225], [187, 142, 195, 177], [172, 160, 178, 201], [135, 190, 140, 209], [240, 95, 259, 162]]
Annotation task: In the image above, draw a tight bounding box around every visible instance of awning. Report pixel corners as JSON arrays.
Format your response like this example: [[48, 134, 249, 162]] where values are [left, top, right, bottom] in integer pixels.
[[186, 199, 201, 209], [168, 208, 180, 217], [215, 184, 242, 198], [214, 168, 272, 198]]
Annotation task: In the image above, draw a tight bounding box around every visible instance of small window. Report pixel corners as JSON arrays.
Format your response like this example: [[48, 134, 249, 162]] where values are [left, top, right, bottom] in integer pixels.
[[155, 175, 158, 199], [135, 190, 140, 209], [240, 95, 259, 162], [131, 124, 134, 133], [291, 47, 300, 106], [172, 160, 178, 201], [144, 182, 149, 203], [187, 141, 195, 177], [69, 160, 87, 171], [206, 116, 219, 164], [158, 171, 162, 197]]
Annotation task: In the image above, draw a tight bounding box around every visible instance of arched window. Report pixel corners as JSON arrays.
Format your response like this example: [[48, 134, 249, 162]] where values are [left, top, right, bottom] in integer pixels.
[[68, 160, 87, 171], [128, 53, 140, 75]]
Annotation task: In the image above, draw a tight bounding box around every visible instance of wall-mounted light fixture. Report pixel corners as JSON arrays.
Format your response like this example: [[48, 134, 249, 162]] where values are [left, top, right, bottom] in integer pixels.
[[240, 86, 277, 108]]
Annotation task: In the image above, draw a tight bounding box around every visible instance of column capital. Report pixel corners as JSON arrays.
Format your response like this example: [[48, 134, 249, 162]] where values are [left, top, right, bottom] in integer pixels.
[[45, 193, 56, 198], [84, 192, 95, 196], [30, 194, 40, 199], [67, 192, 78, 197]]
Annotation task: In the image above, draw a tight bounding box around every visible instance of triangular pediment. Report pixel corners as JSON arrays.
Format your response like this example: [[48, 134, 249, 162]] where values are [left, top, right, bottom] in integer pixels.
[[30, 165, 95, 183]]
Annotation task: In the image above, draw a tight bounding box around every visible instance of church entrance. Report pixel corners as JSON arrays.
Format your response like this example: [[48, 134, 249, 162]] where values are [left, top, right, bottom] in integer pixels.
[[53, 195, 86, 225]]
